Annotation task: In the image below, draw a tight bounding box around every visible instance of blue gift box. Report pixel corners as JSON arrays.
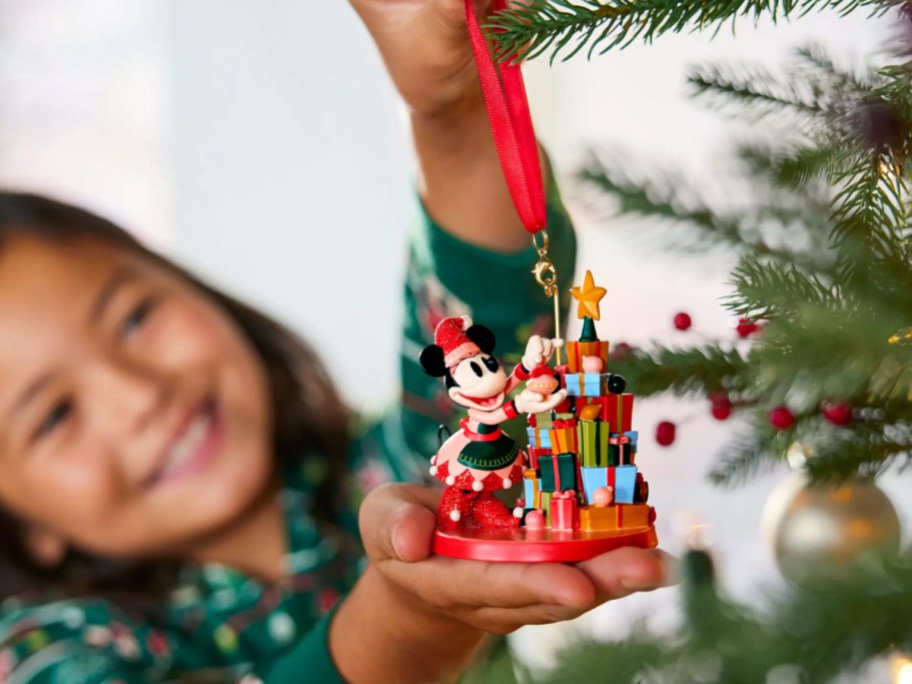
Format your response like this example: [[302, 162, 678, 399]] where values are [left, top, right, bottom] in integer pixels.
[[564, 373, 606, 397], [523, 477, 539, 507], [526, 427, 552, 449], [581, 465, 638, 504]]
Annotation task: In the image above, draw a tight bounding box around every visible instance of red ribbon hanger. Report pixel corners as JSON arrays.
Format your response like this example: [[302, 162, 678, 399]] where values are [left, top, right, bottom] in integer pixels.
[[465, 0, 547, 235]]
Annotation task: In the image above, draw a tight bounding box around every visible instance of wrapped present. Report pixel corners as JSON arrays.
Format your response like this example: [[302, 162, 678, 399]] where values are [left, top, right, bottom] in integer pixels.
[[566, 340, 610, 373], [581, 466, 636, 503], [580, 466, 607, 504], [540, 491, 553, 526], [550, 490, 580, 531], [609, 465, 638, 504], [548, 426, 578, 454], [539, 454, 577, 493], [529, 412, 553, 429], [577, 420, 599, 467], [523, 469, 541, 509], [634, 473, 649, 503], [609, 436, 635, 466], [564, 373, 607, 397], [577, 420, 613, 467], [526, 446, 551, 470], [579, 506, 617, 531], [579, 503, 655, 531], [526, 427, 552, 450], [618, 503, 655, 528], [574, 395, 634, 433]]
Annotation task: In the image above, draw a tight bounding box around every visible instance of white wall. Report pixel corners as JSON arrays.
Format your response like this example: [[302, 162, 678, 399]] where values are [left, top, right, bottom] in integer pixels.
[[0, 0, 169, 244], [166, 0, 412, 411]]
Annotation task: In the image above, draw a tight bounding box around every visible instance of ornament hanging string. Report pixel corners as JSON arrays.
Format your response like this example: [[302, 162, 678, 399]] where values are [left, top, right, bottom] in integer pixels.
[[465, 0, 562, 359]]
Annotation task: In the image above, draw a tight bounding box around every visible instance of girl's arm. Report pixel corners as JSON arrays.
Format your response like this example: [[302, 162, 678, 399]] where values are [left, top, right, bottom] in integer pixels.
[[350, 0, 540, 252]]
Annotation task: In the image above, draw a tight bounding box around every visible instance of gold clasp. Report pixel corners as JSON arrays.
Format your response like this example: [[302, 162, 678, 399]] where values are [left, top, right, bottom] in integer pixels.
[[531, 230, 558, 297]]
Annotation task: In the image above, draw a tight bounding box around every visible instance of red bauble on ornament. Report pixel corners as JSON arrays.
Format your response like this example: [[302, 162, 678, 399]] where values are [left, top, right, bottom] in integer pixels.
[[736, 318, 761, 338], [769, 406, 795, 430], [656, 421, 676, 446], [822, 401, 853, 426], [673, 312, 693, 331]]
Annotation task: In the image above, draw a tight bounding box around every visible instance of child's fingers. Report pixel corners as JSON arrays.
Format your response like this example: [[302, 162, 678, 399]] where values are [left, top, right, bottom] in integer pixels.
[[359, 483, 440, 563], [466, 603, 589, 635], [380, 555, 597, 612], [576, 547, 678, 600]]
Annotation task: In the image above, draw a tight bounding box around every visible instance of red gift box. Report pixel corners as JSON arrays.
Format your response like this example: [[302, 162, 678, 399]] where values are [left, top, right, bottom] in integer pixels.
[[574, 394, 634, 432], [526, 445, 551, 470], [549, 490, 580, 531], [566, 341, 610, 373]]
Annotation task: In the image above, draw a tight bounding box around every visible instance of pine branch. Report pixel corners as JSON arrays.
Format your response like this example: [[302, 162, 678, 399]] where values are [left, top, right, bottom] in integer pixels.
[[488, 551, 912, 684], [794, 44, 877, 95], [707, 428, 784, 486], [610, 345, 751, 398], [726, 257, 840, 319], [490, 0, 901, 64], [578, 156, 831, 266], [688, 63, 829, 124]]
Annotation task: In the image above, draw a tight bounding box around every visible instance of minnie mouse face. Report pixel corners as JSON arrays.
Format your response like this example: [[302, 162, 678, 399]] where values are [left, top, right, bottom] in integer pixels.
[[447, 353, 507, 410], [419, 323, 508, 412]]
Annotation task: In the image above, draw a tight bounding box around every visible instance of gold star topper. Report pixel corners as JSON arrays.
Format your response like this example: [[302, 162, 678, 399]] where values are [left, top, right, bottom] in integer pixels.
[[570, 270, 607, 320]]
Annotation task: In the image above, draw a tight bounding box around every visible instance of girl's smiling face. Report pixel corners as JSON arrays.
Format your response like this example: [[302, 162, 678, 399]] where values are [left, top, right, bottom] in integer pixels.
[[0, 236, 273, 562]]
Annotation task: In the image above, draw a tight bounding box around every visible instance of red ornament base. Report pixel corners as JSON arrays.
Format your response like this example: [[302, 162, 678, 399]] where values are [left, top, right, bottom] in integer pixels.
[[432, 525, 658, 563]]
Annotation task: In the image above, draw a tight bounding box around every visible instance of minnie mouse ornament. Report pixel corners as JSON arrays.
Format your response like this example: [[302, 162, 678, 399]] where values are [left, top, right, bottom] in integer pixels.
[[420, 316, 567, 531], [418, 272, 658, 563]]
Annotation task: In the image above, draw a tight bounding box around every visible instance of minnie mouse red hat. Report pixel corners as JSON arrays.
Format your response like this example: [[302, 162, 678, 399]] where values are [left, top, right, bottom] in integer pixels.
[[433, 316, 481, 370]]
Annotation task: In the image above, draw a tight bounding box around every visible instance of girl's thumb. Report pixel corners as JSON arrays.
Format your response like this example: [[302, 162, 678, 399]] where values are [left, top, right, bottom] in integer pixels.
[[358, 483, 440, 563]]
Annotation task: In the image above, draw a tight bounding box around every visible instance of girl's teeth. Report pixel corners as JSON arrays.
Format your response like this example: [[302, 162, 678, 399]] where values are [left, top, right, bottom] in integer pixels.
[[162, 412, 210, 475]]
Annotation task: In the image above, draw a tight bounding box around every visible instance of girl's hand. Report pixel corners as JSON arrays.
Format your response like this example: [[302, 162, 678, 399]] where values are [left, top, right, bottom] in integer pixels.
[[349, 0, 494, 119], [360, 483, 674, 635], [331, 484, 673, 681]]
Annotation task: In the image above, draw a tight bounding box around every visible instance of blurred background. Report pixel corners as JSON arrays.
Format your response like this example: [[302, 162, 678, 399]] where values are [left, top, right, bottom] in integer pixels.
[[0, 0, 906, 673]]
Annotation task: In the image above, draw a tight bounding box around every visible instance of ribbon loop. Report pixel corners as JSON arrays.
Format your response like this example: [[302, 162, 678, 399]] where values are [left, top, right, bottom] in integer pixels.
[[465, 0, 547, 234]]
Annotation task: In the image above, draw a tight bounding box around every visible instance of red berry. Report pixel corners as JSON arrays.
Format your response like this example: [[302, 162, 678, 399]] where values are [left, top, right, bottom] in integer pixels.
[[610, 342, 633, 361], [822, 402, 852, 426], [769, 406, 795, 430], [708, 391, 729, 406], [736, 318, 760, 338], [673, 312, 693, 331], [656, 421, 676, 446], [711, 401, 732, 421]]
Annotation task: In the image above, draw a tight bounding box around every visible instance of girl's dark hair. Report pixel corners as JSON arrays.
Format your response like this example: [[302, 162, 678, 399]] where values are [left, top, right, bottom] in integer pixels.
[[0, 192, 350, 611]]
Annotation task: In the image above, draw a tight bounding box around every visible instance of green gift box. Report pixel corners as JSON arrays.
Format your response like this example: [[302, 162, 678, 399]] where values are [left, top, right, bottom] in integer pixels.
[[533, 412, 554, 429], [578, 420, 599, 467], [540, 491, 553, 526], [539, 453, 577, 492], [600, 424, 613, 466]]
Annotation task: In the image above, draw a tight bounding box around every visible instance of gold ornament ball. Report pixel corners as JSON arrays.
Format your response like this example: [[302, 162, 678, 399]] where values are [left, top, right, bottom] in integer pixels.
[[761, 471, 902, 584]]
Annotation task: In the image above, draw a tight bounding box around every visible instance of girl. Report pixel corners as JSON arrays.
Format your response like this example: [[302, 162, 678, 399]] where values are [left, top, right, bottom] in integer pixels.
[[0, 1, 674, 682]]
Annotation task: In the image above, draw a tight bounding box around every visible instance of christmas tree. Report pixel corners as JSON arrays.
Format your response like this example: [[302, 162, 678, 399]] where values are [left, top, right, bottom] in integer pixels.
[[476, 0, 912, 681]]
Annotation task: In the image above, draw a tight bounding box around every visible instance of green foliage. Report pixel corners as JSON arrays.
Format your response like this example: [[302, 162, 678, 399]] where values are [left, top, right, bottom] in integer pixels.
[[477, 4, 912, 684], [490, 0, 901, 63], [528, 549, 912, 684], [471, 550, 912, 684], [576, 38, 912, 485]]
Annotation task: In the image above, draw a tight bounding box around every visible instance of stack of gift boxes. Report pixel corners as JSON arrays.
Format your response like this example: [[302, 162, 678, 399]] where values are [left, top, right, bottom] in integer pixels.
[[521, 318, 655, 533]]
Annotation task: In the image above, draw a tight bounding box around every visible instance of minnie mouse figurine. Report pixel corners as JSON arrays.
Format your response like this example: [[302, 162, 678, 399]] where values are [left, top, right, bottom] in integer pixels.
[[420, 316, 567, 530]]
